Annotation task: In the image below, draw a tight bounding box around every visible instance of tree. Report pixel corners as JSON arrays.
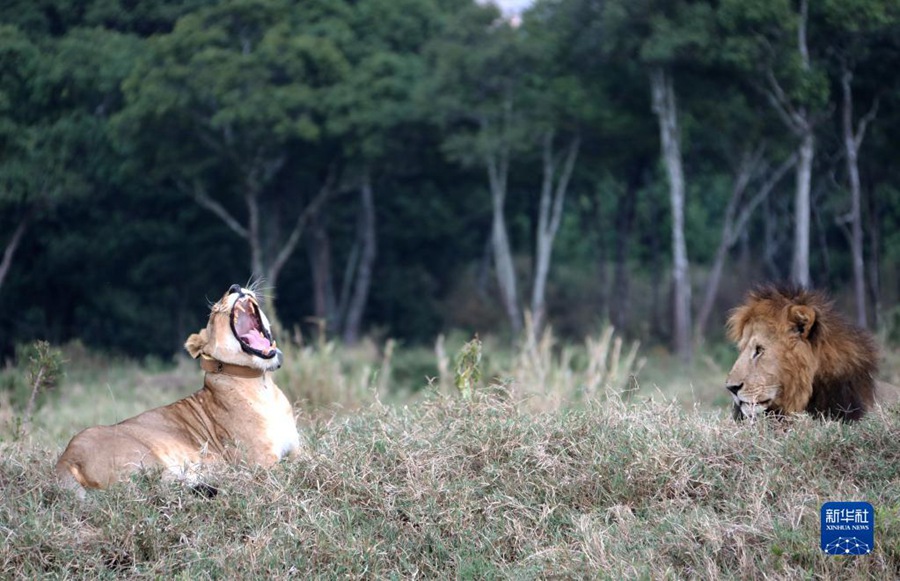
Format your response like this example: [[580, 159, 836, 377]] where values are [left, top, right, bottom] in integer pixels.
[[116, 0, 350, 321], [649, 67, 691, 361], [317, 0, 450, 343], [521, 2, 589, 337], [597, 0, 717, 361], [424, 4, 531, 336], [820, 0, 900, 327], [840, 66, 878, 327], [721, 0, 832, 288], [531, 130, 580, 334], [427, 2, 591, 340]]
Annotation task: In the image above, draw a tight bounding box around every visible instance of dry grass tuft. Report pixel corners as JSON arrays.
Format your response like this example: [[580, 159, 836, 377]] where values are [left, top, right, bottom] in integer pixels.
[[506, 320, 645, 412], [275, 330, 386, 413]]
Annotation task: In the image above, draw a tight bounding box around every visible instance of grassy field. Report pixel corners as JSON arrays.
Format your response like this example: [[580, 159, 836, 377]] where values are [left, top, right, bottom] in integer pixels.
[[2, 334, 899, 579]]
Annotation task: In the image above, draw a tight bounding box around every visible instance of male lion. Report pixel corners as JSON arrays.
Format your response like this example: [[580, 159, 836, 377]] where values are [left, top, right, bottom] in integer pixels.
[[56, 284, 300, 496], [725, 285, 880, 422]]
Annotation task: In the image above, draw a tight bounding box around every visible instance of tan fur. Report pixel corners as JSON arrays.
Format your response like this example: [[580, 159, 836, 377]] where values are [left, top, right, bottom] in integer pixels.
[[725, 285, 879, 422], [56, 286, 300, 495]]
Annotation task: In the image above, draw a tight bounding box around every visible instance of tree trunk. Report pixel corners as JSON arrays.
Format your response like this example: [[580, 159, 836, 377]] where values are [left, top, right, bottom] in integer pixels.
[[530, 131, 580, 337], [476, 234, 492, 301], [841, 65, 878, 328], [844, 115, 866, 327], [865, 187, 881, 329], [486, 145, 522, 336], [757, 0, 819, 288], [246, 192, 264, 281], [591, 198, 609, 319], [650, 66, 692, 363], [610, 171, 639, 332], [649, 203, 665, 335], [341, 172, 377, 345], [308, 207, 337, 334], [791, 131, 813, 288], [0, 209, 32, 294]]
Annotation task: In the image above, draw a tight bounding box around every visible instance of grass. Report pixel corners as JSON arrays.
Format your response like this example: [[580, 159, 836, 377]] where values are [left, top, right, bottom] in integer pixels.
[[2, 335, 899, 579]]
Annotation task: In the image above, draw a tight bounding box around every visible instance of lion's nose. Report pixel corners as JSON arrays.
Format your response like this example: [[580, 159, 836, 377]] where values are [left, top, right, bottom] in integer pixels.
[[726, 382, 743, 396], [228, 284, 242, 295]]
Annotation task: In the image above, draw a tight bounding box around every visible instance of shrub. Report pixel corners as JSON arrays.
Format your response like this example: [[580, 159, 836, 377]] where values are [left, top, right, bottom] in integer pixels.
[[0, 341, 64, 430]]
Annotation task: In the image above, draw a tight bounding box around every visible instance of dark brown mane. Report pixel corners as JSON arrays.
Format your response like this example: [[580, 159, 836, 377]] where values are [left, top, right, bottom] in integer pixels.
[[728, 284, 878, 422]]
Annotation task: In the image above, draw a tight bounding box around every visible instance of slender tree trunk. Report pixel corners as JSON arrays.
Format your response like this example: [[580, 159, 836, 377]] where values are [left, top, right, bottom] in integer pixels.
[[486, 146, 522, 336], [592, 198, 609, 318], [308, 207, 337, 334], [650, 66, 692, 363], [476, 234, 492, 301], [650, 204, 664, 335], [757, 0, 817, 288], [0, 209, 32, 294], [841, 65, 878, 328], [610, 175, 639, 332], [695, 151, 758, 343], [791, 131, 813, 287], [246, 194, 264, 281], [342, 172, 377, 345], [762, 194, 781, 279], [865, 188, 881, 329], [844, 112, 866, 327], [530, 131, 580, 337]]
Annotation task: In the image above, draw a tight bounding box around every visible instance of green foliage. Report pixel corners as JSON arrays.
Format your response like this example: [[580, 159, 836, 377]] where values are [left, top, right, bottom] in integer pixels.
[[117, 0, 350, 163], [0, 26, 92, 212], [453, 335, 482, 399], [719, 0, 831, 108], [0, 341, 64, 422]]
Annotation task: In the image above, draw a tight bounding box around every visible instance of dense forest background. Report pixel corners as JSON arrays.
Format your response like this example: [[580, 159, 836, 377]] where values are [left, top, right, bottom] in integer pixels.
[[2, 0, 900, 362]]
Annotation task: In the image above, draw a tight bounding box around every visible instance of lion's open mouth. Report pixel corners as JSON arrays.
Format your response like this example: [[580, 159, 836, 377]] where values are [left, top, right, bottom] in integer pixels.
[[230, 296, 277, 359]]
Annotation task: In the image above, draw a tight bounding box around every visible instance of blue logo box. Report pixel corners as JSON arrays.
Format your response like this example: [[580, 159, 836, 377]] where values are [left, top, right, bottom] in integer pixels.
[[820, 502, 874, 555]]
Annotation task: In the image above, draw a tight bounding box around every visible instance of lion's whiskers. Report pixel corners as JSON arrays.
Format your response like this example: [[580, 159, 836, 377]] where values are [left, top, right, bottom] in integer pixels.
[[246, 276, 272, 296]]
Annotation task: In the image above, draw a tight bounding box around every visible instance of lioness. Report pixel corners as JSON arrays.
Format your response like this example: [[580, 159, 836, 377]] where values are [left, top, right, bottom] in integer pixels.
[[56, 284, 300, 496]]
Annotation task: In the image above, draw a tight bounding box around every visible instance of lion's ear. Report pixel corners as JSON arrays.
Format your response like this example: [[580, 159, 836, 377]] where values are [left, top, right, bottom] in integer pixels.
[[184, 328, 209, 359], [788, 305, 816, 339]]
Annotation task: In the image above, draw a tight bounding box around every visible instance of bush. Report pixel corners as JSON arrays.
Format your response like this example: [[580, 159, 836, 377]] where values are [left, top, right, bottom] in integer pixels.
[[0, 341, 64, 423]]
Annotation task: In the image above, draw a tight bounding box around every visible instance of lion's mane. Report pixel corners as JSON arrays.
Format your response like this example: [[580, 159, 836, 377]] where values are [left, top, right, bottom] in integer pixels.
[[727, 285, 878, 421]]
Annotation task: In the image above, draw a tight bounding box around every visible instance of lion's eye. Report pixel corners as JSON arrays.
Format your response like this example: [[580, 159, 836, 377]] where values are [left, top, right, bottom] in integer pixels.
[[753, 345, 764, 358]]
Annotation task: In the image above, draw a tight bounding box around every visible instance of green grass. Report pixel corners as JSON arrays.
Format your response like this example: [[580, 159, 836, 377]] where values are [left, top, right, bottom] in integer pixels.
[[2, 338, 899, 579]]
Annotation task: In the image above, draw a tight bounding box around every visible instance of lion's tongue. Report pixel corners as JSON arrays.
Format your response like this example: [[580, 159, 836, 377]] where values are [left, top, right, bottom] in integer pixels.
[[241, 331, 271, 352]]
